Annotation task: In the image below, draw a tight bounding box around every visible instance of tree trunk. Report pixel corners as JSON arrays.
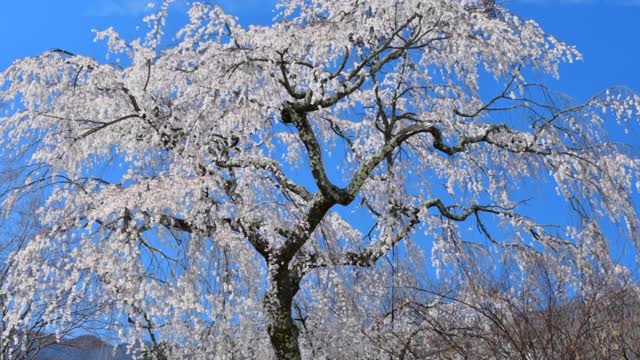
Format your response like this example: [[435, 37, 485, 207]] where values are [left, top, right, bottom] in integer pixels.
[[264, 266, 302, 360]]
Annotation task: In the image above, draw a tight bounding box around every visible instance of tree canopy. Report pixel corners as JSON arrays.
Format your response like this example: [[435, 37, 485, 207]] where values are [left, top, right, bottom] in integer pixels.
[[1, 0, 639, 359]]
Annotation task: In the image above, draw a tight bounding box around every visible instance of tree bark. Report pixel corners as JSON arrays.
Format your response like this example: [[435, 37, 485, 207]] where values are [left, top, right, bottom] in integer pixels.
[[264, 265, 302, 360]]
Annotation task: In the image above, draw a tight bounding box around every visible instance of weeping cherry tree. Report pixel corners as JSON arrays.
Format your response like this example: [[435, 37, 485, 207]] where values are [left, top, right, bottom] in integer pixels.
[[1, 0, 640, 359]]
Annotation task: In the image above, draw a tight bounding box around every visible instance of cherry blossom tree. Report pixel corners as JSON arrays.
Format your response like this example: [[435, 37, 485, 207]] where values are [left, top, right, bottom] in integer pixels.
[[1, 0, 639, 359]]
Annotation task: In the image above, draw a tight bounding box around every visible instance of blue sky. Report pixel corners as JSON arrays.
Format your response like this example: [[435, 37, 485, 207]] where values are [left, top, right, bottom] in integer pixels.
[[1, 1, 638, 226], [1, 0, 638, 98], [1, 1, 639, 271]]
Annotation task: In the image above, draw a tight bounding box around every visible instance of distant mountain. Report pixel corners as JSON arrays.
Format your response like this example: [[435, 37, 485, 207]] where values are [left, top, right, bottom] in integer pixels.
[[35, 335, 132, 360]]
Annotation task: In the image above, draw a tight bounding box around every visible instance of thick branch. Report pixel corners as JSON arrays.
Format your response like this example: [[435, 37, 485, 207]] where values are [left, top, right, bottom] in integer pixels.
[[155, 213, 193, 233], [303, 199, 512, 270], [77, 114, 143, 139], [278, 194, 333, 263], [227, 218, 271, 260], [216, 157, 312, 202], [145, 212, 271, 259], [280, 107, 350, 203]]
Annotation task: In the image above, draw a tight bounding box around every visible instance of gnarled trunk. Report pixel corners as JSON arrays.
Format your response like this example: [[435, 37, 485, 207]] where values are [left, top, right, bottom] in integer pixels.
[[264, 266, 302, 360]]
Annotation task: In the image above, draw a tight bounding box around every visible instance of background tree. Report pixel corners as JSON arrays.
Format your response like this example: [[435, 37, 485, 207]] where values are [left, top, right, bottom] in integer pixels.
[[0, 176, 99, 359], [1, 0, 639, 359], [0, 200, 56, 360], [352, 258, 640, 360]]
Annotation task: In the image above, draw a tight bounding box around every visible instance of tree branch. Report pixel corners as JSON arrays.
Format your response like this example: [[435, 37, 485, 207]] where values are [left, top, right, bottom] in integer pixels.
[[216, 158, 312, 202], [303, 199, 514, 271]]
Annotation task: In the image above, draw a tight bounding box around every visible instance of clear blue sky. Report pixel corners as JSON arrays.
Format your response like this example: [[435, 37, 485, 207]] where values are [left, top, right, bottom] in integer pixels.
[[1, 0, 638, 98], [1, 1, 639, 269]]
